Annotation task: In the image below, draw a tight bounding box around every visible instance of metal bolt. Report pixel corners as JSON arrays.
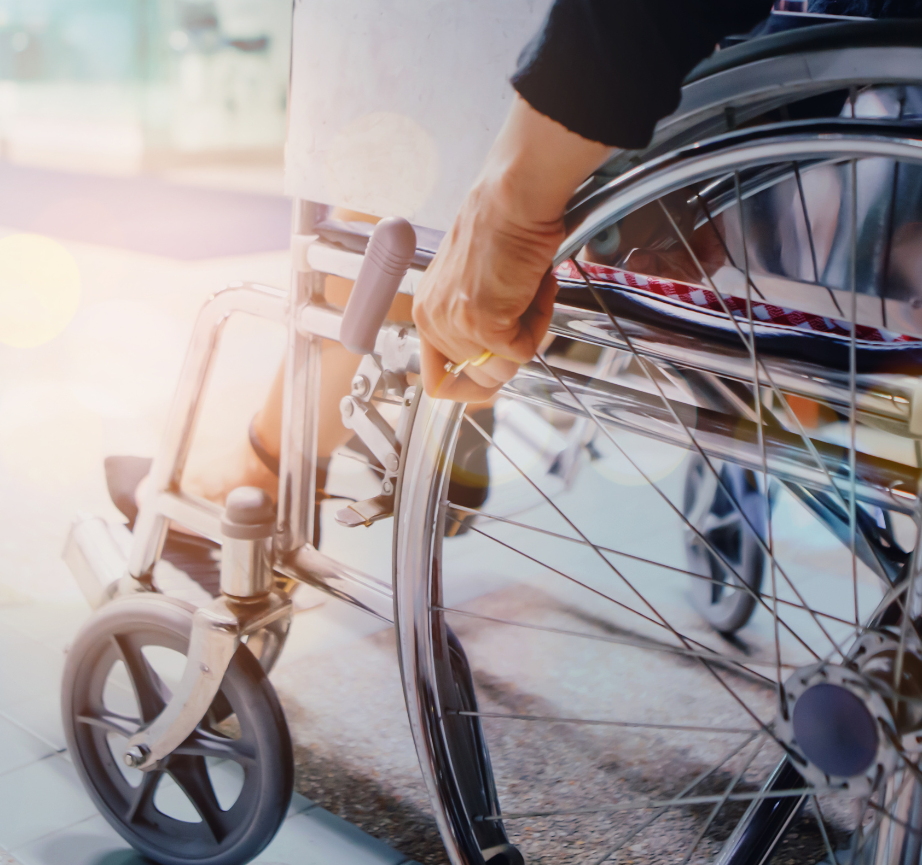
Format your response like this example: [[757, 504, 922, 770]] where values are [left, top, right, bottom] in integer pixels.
[[124, 745, 149, 768], [340, 397, 354, 418], [384, 453, 400, 473], [351, 375, 370, 397], [382, 480, 394, 495]]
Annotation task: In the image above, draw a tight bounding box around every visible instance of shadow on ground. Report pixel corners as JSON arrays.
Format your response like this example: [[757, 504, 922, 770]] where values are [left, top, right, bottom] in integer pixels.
[[292, 744, 448, 865]]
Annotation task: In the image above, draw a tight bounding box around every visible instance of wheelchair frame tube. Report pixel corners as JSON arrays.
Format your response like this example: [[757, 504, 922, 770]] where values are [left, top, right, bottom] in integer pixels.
[[276, 200, 324, 555], [128, 282, 287, 580], [504, 362, 920, 515]]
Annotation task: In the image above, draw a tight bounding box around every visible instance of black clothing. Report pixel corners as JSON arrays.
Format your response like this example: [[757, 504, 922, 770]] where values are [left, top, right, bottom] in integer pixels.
[[511, 0, 922, 149], [511, 0, 774, 149], [811, 0, 922, 14]]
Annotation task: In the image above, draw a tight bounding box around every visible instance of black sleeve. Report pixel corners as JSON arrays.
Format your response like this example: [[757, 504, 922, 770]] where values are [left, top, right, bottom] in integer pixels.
[[511, 0, 774, 149]]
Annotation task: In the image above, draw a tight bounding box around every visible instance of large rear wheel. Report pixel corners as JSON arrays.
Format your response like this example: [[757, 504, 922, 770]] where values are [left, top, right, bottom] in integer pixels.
[[395, 117, 922, 865]]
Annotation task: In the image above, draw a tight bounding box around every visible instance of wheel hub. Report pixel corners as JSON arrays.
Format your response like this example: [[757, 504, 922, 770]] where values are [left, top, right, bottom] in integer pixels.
[[791, 682, 878, 778], [777, 631, 922, 796]]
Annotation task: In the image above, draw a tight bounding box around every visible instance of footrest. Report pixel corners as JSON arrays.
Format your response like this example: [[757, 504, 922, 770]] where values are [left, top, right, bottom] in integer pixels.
[[63, 515, 133, 609]]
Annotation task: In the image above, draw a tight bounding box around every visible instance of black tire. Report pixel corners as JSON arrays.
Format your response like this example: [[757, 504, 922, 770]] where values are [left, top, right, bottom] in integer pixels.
[[683, 455, 766, 634], [62, 595, 293, 865]]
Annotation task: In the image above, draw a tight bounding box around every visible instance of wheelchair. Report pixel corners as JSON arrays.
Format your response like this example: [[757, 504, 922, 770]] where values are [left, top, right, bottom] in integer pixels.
[[58, 12, 922, 865]]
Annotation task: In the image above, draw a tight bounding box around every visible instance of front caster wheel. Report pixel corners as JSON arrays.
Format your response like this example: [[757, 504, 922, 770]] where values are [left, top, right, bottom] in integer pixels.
[[62, 595, 293, 865]]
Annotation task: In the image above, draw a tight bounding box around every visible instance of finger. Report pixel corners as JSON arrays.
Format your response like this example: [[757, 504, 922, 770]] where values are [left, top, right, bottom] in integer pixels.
[[440, 375, 504, 403], [509, 270, 558, 360], [419, 338, 503, 402], [463, 355, 519, 390], [470, 270, 558, 367]]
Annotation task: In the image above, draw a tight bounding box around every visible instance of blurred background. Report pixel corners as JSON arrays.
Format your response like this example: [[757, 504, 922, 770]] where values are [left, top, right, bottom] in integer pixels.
[[0, 0, 295, 604], [0, 0, 290, 181]]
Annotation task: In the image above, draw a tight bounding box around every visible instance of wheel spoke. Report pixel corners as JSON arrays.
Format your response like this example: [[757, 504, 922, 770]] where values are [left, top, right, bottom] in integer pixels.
[[792, 162, 840, 314], [865, 783, 922, 848], [457, 518, 782, 685], [736, 167, 784, 705], [166, 754, 230, 843], [481, 785, 842, 821], [679, 731, 767, 865], [694, 191, 766, 300], [449, 504, 858, 628], [125, 769, 162, 823], [854, 768, 917, 861], [655, 195, 894, 598], [458, 519, 739, 662], [447, 417, 784, 738], [571, 250, 850, 664], [76, 711, 140, 739], [593, 732, 763, 865], [560, 269, 830, 664], [849, 157, 860, 626], [810, 795, 840, 865], [111, 634, 171, 724], [455, 709, 757, 735], [529, 351, 836, 679], [435, 605, 787, 680], [172, 726, 257, 767]]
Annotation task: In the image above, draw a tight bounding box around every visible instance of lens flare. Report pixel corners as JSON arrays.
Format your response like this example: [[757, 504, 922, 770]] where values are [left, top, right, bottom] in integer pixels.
[[0, 233, 81, 348]]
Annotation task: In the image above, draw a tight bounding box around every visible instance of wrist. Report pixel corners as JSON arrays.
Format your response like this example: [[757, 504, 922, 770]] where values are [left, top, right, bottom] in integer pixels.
[[477, 94, 614, 229]]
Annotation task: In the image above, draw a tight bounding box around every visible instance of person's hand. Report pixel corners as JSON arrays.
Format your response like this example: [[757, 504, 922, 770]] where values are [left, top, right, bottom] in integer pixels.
[[412, 95, 613, 402], [413, 180, 563, 402]]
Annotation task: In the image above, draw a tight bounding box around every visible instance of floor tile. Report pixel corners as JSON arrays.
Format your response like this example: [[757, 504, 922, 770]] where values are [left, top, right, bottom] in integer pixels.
[[0, 755, 97, 850], [0, 716, 55, 776], [12, 814, 142, 865], [288, 791, 315, 817], [0, 693, 67, 753], [254, 806, 405, 865], [0, 603, 90, 654], [0, 633, 65, 711]]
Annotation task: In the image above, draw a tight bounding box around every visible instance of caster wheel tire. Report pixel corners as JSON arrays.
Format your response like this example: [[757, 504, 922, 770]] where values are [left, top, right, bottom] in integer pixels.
[[62, 595, 293, 865], [683, 455, 766, 634]]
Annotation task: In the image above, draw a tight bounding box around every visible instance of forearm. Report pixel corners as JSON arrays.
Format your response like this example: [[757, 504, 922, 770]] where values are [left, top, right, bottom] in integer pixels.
[[474, 94, 614, 229]]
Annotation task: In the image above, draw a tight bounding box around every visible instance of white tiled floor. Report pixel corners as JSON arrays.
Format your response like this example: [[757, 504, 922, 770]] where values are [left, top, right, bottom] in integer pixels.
[[0, 599, 419, 865]]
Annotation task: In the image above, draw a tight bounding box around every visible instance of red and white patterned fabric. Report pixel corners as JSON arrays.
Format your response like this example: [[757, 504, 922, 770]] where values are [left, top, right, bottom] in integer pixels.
[[555, 259, 921, 345]]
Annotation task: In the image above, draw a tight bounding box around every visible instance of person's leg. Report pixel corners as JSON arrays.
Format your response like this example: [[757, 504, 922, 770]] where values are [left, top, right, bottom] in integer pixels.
[[179, 331, 364, 506], [177, 237, 416, 506]]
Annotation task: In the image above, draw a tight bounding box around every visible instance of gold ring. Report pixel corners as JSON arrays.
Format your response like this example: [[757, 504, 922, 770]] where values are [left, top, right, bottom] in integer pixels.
[[444, 350, 494, 377]]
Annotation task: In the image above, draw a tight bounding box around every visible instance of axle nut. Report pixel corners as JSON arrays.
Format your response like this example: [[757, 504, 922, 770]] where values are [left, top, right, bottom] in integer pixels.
[[124, 745, 149, 768], [351, 375, 370, 397]]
